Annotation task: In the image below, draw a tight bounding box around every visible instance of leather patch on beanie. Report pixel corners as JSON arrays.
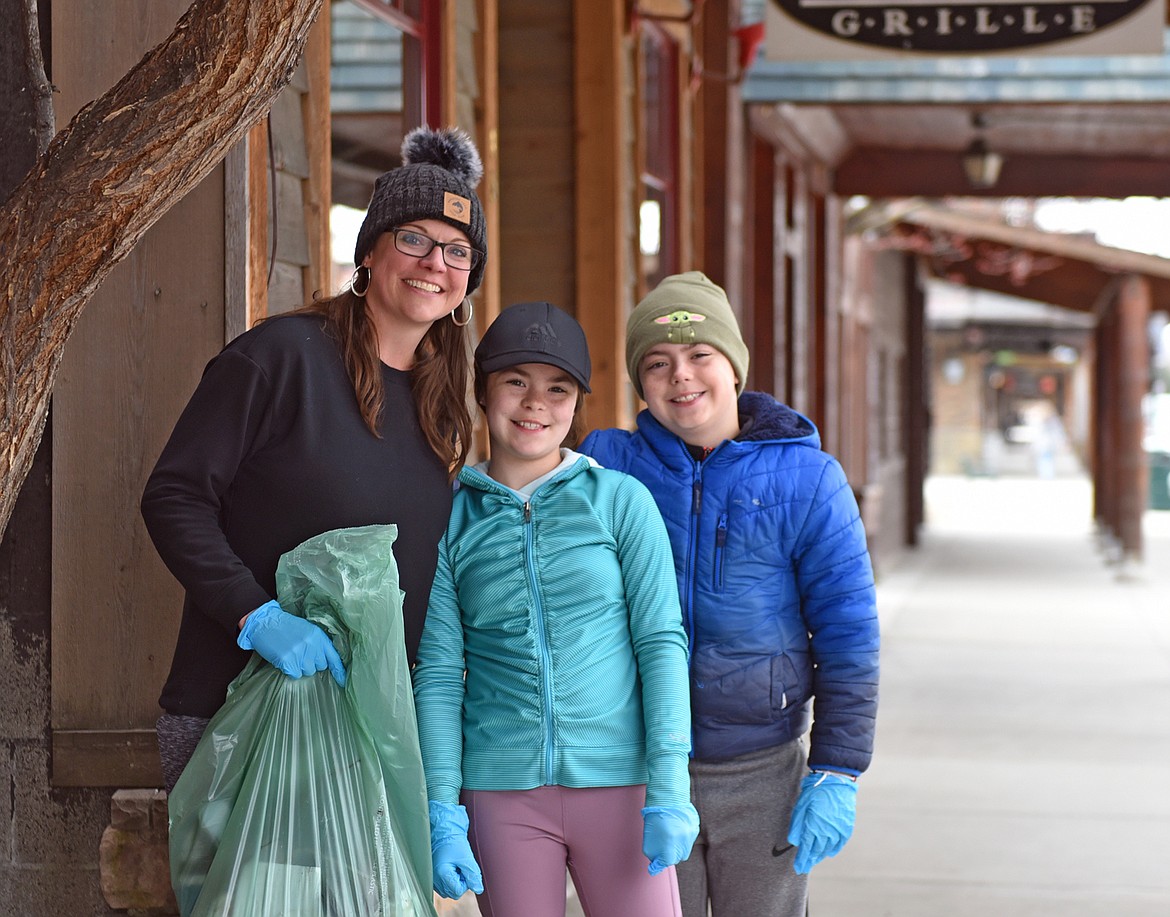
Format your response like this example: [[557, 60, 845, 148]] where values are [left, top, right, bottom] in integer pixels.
[[444, 191, 472, 224]]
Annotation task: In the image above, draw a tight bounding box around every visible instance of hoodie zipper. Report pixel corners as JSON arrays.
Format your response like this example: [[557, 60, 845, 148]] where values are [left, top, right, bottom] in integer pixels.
[[523, 498, 557, 785]]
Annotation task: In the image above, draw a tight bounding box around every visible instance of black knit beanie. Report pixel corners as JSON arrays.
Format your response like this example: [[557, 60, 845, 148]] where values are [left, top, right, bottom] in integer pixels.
[[353, 126, 487, 295]]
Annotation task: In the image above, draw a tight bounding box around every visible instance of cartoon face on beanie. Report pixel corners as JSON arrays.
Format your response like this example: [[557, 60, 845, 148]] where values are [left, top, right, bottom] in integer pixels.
[[655, 310, 707, 338], [354, 126, 488, 295], [626, 272, 750, 399]]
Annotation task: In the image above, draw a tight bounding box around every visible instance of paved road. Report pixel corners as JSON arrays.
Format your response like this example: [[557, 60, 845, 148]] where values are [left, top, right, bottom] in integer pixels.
[[811, 475, 1170, 917]]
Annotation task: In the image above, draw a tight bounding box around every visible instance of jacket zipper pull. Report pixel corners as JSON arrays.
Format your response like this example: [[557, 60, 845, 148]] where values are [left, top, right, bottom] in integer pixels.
[[524, 500, 532, 524], [692, 479, 702, 514]]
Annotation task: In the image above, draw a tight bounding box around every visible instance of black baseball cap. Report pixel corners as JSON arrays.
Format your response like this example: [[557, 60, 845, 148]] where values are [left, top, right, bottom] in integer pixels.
[[474, 301, 592, 392]]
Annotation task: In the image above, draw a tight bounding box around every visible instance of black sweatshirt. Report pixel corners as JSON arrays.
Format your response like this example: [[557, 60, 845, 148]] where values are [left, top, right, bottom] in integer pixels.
[[142, 313, 452, 717]]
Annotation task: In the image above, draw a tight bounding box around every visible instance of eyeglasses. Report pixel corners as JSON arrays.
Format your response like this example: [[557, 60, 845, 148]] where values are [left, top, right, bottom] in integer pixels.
[[390, 228, 481, 271]]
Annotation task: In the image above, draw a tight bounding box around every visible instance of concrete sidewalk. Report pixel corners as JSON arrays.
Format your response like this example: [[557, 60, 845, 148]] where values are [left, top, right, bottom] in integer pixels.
[[813, 475, 1170, 917]]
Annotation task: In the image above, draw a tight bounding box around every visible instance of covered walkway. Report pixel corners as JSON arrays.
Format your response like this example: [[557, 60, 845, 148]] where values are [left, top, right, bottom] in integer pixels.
[[816, 475, 1170, 916]]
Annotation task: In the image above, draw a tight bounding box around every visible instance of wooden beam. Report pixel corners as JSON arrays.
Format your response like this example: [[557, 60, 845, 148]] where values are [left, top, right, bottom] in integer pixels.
[[890, 202, 1170, 279], [924, 259, 1108, 313], [474, 0, 500, 333], [924, 255, 1170, 310], [837, 147, 1170, 199], [574, 0, 629, 430], [52, 730, 163, 788], [695, 0, 732, 285], [749, 103, 849, 169], [439, 0, 458, 125]]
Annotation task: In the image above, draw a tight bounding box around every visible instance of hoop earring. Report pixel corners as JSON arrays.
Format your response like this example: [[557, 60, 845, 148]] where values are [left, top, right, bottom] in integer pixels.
[[350, 266, 370, 298], [451, 298, 474, 327]]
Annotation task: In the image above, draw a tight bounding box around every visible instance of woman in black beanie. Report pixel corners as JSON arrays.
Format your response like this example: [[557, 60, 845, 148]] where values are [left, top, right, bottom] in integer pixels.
[[142, 126, 487, 792]]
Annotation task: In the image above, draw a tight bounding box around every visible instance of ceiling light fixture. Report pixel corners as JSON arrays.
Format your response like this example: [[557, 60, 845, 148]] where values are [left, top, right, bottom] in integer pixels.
[[961, 113, 1004, 191]]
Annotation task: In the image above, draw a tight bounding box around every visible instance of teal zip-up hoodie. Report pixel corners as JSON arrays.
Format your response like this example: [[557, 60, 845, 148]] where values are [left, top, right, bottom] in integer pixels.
[[413, 452, 692, 808]]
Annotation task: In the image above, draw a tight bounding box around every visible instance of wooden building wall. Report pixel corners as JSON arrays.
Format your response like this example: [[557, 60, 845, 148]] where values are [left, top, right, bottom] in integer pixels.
[[49, 0, 226, 787], [47, 3, 331, 787], [459, 0, 501, 330], [496, 0, 639, 432], [574, 0, 638, 431], [863, 246, 912, 574], [818, 174, 844, 455], [246, 18, 331, 322], [498, 0, 576, 312], [836, 235, 873, 489]]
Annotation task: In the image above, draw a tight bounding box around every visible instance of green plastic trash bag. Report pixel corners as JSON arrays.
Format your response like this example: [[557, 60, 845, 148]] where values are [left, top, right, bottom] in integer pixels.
[[167, 524, 437, 917]]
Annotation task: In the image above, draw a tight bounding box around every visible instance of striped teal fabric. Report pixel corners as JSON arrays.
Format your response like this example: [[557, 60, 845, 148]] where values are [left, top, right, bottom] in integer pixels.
[[413, 455, 692, 808]]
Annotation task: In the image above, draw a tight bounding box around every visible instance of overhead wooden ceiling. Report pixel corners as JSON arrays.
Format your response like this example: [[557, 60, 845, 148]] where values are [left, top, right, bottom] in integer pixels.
[[751, 99, 1170, 199], [740, 17, 1170, 314], [744, 35, 1170, 199], [827, 102, 1170, 198]]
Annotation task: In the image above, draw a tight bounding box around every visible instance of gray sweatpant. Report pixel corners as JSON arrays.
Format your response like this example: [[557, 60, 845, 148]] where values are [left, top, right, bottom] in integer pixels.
[[677, 740, 809, 917]]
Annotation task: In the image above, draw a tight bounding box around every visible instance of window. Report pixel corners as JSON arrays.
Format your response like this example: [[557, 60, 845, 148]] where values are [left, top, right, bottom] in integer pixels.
[[330, 0, 440, 285], [637, 24, 680, 293]]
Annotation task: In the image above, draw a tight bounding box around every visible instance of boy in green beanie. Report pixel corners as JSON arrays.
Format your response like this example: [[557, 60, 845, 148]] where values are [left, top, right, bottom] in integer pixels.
[[581, 271, 879, 917]]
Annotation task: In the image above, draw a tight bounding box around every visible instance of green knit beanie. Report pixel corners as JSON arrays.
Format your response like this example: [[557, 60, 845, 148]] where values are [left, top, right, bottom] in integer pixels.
[[626, 271, 749, 399]]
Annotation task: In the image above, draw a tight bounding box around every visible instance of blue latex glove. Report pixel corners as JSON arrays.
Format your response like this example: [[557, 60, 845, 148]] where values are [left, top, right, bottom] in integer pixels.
[[237, 599, 347, 688], [641, 803, 700, 876], [429, 801, 484, 899], [786, 772, 858, 874]]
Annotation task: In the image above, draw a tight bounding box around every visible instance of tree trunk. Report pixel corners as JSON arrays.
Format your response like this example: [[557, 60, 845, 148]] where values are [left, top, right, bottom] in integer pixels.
[[0, 0, 323, 538], [0, 0, 53, 187]]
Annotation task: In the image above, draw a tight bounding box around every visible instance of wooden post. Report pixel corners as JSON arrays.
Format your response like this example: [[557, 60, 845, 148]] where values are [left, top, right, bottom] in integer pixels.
[[904, 256, 926, 547], [1093, 274, 1150, 568], [1116, 275, 1150, 563], [474, 0, 500, 333], [573, 0, 630, 431], [1091, 314, 1112, 533]]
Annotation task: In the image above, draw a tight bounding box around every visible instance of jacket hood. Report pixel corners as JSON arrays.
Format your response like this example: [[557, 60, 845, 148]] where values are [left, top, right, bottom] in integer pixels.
[[457, 450, 594, 496], [737, 391, 819, 447]]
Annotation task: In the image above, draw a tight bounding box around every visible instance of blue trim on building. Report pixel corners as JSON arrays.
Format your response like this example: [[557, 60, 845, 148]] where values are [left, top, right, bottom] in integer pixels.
[[743, 29, 1170, 103]]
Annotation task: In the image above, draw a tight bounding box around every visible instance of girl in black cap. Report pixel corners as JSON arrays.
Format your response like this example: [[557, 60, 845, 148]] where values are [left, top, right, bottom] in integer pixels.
[[142, 126, 486, 792], [413, 301, 699, 916]]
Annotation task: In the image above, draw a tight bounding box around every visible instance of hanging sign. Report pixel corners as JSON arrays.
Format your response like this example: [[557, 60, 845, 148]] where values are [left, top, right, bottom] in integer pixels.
[[763, 0, 1165, 59]]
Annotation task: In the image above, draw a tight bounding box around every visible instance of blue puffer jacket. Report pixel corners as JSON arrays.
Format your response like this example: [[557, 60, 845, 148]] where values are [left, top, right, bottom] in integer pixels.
[[580, 392, 879, 773]]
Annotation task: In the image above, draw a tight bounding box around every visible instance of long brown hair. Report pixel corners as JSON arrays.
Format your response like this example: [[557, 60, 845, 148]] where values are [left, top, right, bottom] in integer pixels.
[[295, 288, 473, 478]]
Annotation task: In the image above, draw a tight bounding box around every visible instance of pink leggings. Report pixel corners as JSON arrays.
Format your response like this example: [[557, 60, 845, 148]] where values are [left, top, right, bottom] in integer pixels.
[[463, 784, 683, 917]]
